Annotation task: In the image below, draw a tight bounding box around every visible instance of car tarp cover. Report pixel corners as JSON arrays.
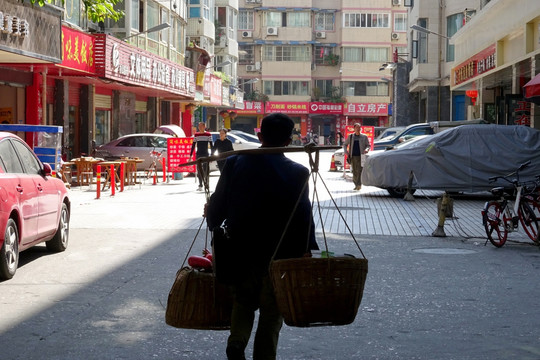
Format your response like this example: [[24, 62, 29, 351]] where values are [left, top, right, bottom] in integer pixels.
[[361, 125, 540, 192]]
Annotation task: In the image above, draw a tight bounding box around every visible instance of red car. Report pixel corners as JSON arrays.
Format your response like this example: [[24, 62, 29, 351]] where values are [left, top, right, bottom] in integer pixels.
[[0, 132, 70, 280]]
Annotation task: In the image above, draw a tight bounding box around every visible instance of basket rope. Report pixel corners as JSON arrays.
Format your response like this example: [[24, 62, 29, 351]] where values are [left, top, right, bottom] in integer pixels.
[[271, 147, 366, 262]]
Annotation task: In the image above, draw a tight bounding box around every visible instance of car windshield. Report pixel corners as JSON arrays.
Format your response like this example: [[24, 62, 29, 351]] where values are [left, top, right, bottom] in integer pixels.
[[386, 135, 430, 150]]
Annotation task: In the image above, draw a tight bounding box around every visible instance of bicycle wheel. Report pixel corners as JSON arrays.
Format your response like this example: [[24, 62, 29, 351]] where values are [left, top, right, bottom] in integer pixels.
[[483, 201, 508, 248], [519, 199, 540, 243]]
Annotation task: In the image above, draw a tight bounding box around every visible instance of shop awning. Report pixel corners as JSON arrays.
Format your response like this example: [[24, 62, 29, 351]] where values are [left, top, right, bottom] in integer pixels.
[[523, 72, 540, 105]]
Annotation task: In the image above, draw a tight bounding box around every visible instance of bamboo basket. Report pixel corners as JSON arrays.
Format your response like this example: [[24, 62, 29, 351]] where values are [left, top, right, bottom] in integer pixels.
[[269, 256, 368, 327], [165, 266, 233, 330]]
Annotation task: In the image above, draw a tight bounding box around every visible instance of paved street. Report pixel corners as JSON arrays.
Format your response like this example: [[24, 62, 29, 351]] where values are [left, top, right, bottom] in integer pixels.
[[1, 151, 540, 359]]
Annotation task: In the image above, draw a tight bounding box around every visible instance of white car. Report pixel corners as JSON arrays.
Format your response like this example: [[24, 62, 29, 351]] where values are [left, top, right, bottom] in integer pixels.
[[208, 132, 260, 172]]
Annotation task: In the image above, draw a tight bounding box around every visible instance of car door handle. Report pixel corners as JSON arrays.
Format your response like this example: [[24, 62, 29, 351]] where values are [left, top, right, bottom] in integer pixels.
[[16, 185, 23, 193], [37, 184, 43, 192]]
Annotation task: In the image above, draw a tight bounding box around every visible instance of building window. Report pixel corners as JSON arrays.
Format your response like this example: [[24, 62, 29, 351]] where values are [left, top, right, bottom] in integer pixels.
[[263, 45, 311, 61], [263, 81, 309, 96], [174, 18, 183, 51], [314, 79, 334, 98], [342, 47, 388, 62], [315, 12, 334, 31], [341, 81, 389, 96], [343, 13, 389, 28], [394, 13, 407, 32], [417, 18, 428, 63], [189, 0, 212, 19], [265, 11, 311, 27], [446, 11, 473, 62], [239, 45, 255, 64], [131, 0, 139, 31], [314, 46, 335, 65], [147, 1, 159, 41], [239, 10, 254, 30]]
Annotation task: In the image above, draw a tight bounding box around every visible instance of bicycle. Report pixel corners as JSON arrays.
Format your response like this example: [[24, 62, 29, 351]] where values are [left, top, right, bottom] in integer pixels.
[[482, 160, 540, 247], [145, 147, 165, 181]]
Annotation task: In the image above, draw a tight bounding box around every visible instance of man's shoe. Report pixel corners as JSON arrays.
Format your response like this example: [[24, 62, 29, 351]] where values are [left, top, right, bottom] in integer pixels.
[[197, 186, 203, 191], [226, 342, 246, 360]]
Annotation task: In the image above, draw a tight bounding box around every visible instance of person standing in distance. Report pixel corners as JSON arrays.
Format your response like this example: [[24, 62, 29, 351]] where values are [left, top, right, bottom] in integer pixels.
[[190, 122, 212, 191], [205, 113, 318, 360], [212, 128, 234, 173], [343, 123, 370, 191]]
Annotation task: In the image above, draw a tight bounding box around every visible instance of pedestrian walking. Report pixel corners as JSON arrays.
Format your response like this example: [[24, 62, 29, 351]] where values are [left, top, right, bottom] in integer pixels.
[[212, 128, 234, 173], [205, 113, 318, 360], [343, 123, 370, 190], [190, 122, 212, 191]]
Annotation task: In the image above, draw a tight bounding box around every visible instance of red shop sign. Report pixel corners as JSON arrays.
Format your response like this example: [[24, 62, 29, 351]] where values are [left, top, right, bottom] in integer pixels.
[[309, 102, 343, 114], [61, 26, 96, 74], [265, 101, 309, 114], [168, 138, 196, 173], [344, 103, 388, 116]]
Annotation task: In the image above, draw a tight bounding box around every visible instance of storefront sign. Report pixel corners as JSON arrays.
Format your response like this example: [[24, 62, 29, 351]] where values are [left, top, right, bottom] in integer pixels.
[[512, 100, 531, 126], [0, 11, 29, 37], [0, 1, 61, 63], [167, 138, 196, 173], [309, 102, 343, 114], [235, 101, 264, 114], [344, 103, 388, 116], [61, 26, 95, 73], [266, 101, 309, 114], [94, 35, 195, 98], [452, 44, 496, 86], [209, 75, 222, 105]]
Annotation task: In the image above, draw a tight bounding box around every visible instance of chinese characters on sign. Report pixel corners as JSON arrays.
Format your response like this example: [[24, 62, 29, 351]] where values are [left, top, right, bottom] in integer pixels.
[[512, 100, 531, 126], [452, 44, 496, 86], [96, 35, 196, 98], [344, 103, 388, 116], [62, 26, 95, 73], [265, 101, 309, 114], [235, 101, 264, 114], [167, 138, 196, 173], [309, 102, 343, 114]]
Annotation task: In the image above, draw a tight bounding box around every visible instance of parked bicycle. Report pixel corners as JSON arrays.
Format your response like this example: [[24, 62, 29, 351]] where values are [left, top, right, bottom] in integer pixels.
[[482, 160, 540, 247], [145, 147, 165, 181]]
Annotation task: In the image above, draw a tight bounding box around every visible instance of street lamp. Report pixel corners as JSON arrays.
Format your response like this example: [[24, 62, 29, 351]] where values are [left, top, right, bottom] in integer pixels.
[[410, 24, 449, 39], [123, 23, 171, 40]]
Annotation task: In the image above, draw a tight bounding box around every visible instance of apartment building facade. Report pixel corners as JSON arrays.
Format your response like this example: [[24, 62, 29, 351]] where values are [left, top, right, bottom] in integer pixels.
[[234, 0, 407, 144]]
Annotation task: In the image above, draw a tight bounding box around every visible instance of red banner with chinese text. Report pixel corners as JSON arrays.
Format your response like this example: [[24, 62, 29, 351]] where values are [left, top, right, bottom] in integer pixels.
[[265, 101, 309, 114], [309, 102, 343, 114], [61, 26, 96, 74], [168, 138, 196, 173]]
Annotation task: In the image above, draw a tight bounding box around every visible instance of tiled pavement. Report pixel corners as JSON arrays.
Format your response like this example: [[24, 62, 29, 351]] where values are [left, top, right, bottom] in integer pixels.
[[68, 151, 534, 244]]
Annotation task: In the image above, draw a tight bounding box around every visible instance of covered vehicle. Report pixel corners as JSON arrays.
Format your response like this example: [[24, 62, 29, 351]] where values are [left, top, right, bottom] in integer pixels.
[[362, 125, 540, 197]]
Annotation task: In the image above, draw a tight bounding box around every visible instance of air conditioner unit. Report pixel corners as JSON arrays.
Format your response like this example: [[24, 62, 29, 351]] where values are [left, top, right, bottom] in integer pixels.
[[392, 0, 401, 5], [391, 32, 400, 40], [266, 27, 278, 36], [246, 65, 257, 72], [242, 31, 253, 38], [315, 31, 326, 39], [246, 0, 257, 3]]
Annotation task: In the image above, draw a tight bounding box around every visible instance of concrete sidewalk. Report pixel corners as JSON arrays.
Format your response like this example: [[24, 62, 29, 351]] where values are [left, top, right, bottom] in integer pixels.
[[68, 162, 533, 245]]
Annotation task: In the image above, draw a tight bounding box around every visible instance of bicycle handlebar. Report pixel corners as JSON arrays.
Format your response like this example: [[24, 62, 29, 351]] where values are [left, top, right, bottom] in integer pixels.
[[488, 160, 532, 186]]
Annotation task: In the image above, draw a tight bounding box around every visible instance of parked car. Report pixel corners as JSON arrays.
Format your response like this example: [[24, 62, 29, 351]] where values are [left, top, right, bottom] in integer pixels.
[[362, 125, 540, 197], [0, 132, 71, 280], [153, 124, 186, 138], [375, 126, 406, 141], [209, 132, 260, 172], [229, 130, 261, 144], [94, 134, 172, 171], [332, 135, 429, 171], [373, 119, 489, 151]]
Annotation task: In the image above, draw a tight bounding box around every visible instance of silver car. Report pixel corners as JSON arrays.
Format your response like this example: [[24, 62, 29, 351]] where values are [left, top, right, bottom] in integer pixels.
[[95, 134, 172, 171]]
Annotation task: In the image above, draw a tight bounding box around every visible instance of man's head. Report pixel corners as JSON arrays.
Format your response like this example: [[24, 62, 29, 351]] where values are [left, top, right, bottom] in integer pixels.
[[198, 122, 206, 132], [258, 113, 294, 147], [354, 123, 361, 134]]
